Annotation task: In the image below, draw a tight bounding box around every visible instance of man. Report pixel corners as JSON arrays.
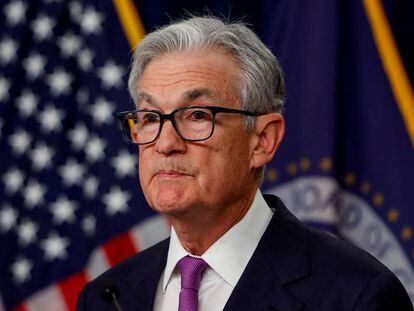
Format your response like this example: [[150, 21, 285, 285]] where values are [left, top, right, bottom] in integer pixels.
[[77, 16, 412, 311]]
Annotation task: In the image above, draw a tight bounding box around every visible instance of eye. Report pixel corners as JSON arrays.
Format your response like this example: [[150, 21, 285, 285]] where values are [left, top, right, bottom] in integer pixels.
[[141, 112, 159, 123], [192, 110, 208, 119], [186, 109, 212, 121]]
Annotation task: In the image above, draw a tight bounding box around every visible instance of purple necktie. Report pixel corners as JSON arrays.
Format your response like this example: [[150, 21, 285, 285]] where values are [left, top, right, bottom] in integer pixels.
[[178, 256, 207, 311]]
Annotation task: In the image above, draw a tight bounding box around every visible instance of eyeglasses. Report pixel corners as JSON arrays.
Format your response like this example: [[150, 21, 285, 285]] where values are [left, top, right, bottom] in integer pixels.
[[117, 106, 262, 145]]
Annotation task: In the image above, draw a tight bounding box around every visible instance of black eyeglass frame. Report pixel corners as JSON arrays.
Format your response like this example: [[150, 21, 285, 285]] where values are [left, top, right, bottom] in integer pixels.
[[116, 105, 263, 145]]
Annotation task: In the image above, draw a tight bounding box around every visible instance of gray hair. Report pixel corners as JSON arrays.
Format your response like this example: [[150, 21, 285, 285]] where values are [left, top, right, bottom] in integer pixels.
[[128, 16, 285, 129]]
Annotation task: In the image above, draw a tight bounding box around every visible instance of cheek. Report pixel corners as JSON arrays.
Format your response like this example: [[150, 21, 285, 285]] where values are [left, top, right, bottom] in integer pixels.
[[138, 150, 152, 190], [199, 143, 250, 189]]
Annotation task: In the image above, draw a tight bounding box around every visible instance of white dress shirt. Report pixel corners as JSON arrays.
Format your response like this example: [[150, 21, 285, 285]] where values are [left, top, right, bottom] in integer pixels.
[[153, 190, 273, 311]]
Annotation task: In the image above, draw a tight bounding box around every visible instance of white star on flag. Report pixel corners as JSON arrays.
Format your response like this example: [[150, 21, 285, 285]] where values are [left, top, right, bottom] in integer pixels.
[[85, 135, 107, 163], [4, 0, 27, 26], [29, 142, 55, 171], [81, 214, 96, 236], [0, 37, 18, 65], [111, 149, 136, 178], [23, 53, 46, 80], [0, 204, 18, 233], [68, 1, 83, 23], [40, 232, 70, 261], [90, 96, 115, 125], [11, 257, 32, 284], [31, 14, 55, 41], [58, 158, 86, 187], [16, 89, 39, 118], [80, 6, 104, 34], [103, 186, 131, 215], [97, 60, 125, 89], [2, 167, 25, 195], [17, 219, 38, 246], [67, 122, 89, 150], [22, 179, 46, 209], [49, 196, 77, 225], [77, 48, 94, 71], [37, 104, 64, 133], [57, 32, 82, 58], [83, 175, 99, 198], [46, 68, 73, 96], [8, 129, 32, 155]]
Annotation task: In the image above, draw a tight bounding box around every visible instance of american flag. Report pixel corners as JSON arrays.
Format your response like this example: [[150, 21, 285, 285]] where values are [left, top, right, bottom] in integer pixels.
[[0, 1, 169, 310]]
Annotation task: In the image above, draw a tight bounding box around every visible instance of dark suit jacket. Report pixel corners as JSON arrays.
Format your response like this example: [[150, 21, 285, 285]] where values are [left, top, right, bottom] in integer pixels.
[[77, 195, 413, 310]]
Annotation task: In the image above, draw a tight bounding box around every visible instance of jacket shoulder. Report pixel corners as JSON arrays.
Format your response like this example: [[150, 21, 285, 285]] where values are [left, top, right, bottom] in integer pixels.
[[263, 194, 412, 309], [306, 229, 412, 309], [309, 227, 388, 277], [95, 237, 169, 281], [76, 237, 169, 310]]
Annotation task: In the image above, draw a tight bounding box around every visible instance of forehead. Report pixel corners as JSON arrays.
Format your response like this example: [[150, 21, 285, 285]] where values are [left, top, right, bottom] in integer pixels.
[[137, 50, 241, 108]]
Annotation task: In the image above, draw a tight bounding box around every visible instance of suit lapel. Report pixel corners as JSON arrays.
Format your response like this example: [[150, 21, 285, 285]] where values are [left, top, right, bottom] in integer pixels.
[[223, 257, 304, 311], [124, 239, 169, 311], [224, 195, 310, 311]]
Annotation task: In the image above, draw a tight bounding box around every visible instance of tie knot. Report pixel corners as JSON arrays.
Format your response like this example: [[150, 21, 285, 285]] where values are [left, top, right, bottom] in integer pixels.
[[178, 256, 207, 290]]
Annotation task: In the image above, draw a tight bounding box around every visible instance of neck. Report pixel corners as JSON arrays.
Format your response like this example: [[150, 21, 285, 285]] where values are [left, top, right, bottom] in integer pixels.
[[168, 187, 258, 256]]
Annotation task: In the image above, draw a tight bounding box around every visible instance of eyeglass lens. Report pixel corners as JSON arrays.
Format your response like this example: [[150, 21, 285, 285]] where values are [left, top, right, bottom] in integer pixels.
[[122, 107, 215, 144]]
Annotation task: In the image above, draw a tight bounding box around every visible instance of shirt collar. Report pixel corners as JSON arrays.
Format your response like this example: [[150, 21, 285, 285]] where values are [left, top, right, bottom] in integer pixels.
[[162, 189, 273, 292]]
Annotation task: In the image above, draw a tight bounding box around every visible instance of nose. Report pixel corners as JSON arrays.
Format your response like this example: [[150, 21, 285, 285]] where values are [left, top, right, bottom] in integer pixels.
[[154, 119, 186, 155]]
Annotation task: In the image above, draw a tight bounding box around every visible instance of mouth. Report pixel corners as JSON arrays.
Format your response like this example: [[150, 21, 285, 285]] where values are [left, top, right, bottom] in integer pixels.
[[156, 170, 191, 179]]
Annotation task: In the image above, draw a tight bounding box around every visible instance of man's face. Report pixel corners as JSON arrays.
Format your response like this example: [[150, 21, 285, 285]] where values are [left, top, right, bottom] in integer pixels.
[[137, 50, 256, 218]]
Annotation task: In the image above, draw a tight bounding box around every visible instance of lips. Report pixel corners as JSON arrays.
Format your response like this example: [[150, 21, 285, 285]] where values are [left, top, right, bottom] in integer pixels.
[[157, 170, 191, 178]]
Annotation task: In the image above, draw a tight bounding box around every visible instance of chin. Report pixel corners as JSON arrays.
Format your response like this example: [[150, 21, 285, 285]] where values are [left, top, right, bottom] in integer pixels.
[[151, 202, 193, 218], [149, 186, 193, 216]]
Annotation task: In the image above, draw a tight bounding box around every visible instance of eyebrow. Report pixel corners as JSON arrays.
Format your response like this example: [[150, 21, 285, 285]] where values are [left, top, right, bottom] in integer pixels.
[[182, 88, 216, 102], [137, 92, 153, 104], [137, 88, 218, 109]]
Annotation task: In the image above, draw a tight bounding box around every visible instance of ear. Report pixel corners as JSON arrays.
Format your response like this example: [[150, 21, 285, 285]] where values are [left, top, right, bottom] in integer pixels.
[[250, 113, 285, 169]]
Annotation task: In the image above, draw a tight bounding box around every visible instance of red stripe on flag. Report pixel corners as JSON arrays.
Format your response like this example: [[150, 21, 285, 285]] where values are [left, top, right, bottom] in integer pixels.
[[58, 271, 88, 311], [103, 231, 138, 266], [12, 304, 28, 311]]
